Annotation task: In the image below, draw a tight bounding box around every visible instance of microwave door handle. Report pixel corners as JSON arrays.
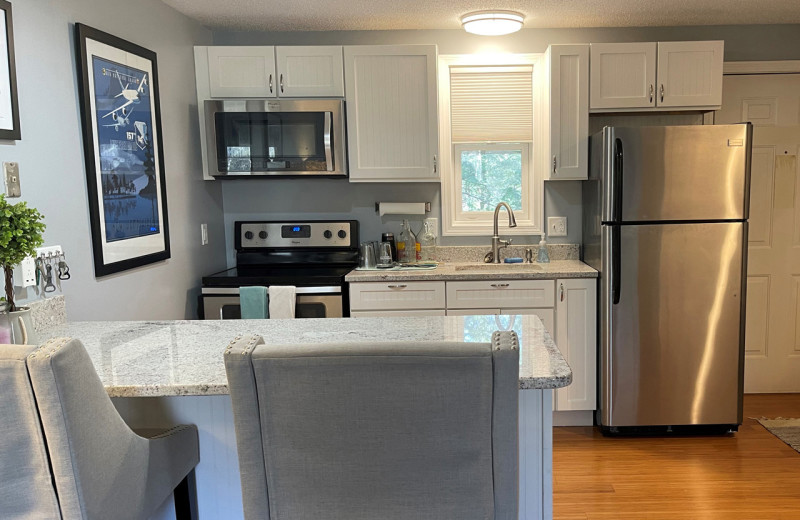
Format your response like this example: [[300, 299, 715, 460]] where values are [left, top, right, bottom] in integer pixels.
[[324, 112, 333, 172]]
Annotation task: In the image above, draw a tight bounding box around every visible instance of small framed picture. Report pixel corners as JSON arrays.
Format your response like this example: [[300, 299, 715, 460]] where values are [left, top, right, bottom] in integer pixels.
[[0, 0, 20, 140], [75, 23, 170, 277]]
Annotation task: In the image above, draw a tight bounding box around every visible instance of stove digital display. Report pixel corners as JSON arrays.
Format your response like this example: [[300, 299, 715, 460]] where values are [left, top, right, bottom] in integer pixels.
[[281, 225, 311, 238]]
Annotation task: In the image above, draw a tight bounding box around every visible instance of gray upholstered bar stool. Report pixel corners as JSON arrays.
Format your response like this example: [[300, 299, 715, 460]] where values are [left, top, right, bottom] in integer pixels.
[[1, 338, 200, 520], [225, 331, 520, 520]]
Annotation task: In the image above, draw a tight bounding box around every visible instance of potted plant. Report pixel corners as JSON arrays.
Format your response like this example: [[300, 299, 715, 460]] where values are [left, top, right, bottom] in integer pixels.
[[0, 195, 45, 344]]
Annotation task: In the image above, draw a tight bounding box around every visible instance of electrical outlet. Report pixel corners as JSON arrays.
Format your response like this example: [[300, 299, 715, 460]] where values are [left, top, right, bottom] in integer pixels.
[[201, 223, 208, 246], [4, 162, 21, 198], [424, 217, 439, 238], [12, 257, 36, 288], [548, 216, 567, 237]]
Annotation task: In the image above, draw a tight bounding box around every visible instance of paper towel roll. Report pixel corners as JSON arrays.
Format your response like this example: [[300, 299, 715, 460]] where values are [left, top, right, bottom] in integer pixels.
[[378, 202, 427, 216]]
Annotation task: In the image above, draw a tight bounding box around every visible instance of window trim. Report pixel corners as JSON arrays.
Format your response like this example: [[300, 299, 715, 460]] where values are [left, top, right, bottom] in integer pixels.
[[453, 142, 531, 224], [439, 53, 544, 237]]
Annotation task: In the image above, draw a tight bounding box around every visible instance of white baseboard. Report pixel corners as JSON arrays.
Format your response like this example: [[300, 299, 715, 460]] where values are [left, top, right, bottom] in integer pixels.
[[553, 410, 594, 426]]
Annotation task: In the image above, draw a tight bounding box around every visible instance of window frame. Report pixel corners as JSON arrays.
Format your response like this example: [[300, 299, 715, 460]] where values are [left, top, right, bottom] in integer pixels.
[[453, 142, 531, 224], [438, 53, 544, 237]]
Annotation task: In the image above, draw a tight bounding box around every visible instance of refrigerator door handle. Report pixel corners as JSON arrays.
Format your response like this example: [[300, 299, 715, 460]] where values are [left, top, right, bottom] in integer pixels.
[[613, 138, 623, 222], [612, 225, 621, 305]]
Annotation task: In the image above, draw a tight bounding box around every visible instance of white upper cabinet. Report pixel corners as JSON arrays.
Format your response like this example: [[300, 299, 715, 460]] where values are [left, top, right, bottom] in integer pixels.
[[344, 45, 439, 182], [544, 44, 589, 180], [275, 46, 344, 97], [590, 41, 723, 111], [590, 42, 657, 110], [207, 46, 277, 98], [656, 41, 723, 108], [204, 46, 344, 98]]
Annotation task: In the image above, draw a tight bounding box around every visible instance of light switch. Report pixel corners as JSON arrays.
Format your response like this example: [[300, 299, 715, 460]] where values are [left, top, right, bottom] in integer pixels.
[[4, 162, 21, 198], [548, 216, 567, 237]]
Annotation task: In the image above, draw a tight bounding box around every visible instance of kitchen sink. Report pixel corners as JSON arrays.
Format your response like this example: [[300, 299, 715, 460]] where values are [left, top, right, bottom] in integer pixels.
[[453, 263, 543, 271]]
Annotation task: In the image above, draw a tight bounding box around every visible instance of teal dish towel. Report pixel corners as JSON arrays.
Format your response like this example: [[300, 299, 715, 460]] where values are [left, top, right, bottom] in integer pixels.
[[239, 286, 269, 319]]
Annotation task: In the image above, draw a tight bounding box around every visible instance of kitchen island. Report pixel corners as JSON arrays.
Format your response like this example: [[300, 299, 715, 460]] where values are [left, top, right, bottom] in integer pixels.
[[41, 315, 571, 520]]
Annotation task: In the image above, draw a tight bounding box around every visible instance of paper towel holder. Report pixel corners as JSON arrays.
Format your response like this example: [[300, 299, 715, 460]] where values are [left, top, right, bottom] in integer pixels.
[[375, 202, 431, 214]]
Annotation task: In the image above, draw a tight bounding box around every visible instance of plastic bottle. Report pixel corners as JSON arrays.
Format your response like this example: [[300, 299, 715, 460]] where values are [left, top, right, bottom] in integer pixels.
[[536, 236, 550, 263], [420, 221, 436, 262]]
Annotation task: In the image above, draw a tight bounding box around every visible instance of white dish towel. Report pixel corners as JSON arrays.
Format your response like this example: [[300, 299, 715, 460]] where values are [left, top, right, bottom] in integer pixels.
[[268, 286, 296, 319]]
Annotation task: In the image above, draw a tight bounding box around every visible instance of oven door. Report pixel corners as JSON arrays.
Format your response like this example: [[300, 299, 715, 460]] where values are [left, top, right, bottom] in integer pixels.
[[205, 99, 346, 177], [200, 287, 344, 319]]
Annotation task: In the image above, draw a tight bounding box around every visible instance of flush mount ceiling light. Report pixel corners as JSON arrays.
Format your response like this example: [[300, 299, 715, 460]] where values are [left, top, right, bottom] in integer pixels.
[[460, 10, 525, 36]]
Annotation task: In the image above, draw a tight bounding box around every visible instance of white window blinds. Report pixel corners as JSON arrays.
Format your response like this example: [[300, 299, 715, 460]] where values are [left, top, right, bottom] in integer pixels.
[[449, 65, 533, 143]]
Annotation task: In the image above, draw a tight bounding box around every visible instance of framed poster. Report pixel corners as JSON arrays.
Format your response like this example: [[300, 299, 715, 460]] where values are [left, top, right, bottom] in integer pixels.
[[75, 24, 170, 277], [0, 0, 20, 140]]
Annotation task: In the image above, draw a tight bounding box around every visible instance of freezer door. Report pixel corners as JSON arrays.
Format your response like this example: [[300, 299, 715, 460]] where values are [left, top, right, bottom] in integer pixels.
[[601, 124, 752, 223], [599, 222, 746, 427]]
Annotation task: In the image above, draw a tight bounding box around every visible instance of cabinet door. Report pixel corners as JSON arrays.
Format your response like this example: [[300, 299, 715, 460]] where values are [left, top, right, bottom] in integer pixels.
[[548, 45, 589, 180], [207, 46, 276, 98], [445, 308, 501, 316], [275, 46, 344, 97], [590, 42, 656, 109], [351, 309, 446, 317], [344, 45, 439, 182], [554, 278, 597, 411], [446, 280, 555, 309], [656, 41, 723, 108], [349, 281, 446, 311]]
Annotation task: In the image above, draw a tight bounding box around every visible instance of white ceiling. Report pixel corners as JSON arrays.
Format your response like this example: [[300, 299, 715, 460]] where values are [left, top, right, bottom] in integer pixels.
[[161, 0, 800, 32]]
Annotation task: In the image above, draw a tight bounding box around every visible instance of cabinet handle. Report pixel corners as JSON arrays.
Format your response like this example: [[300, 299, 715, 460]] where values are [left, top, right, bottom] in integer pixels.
[[269, 74, 273, 94], [660, 84, 664, 103], [552, 155, 557, 174], [433, 155, 437, 174], [649, 84, 654, 103], [560, 283, 565, 302], [491, 283, 510, 288], [387, 284, 407, 289], [280, 73, 284, 93]]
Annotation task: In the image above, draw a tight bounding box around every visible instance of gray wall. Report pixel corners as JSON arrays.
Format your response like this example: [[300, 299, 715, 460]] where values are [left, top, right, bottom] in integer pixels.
[[212, 24, 800, 258], [3, 0, 227, 320]]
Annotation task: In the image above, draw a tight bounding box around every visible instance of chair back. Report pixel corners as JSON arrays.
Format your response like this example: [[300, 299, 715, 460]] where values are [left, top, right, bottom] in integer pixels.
[[0, 344, 62, 519], [226, 332, 520, 520]]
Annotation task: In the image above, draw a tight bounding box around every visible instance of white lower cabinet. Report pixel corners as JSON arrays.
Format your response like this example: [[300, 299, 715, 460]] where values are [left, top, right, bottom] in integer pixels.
[[554, 278, 597, 415], [349, 277, 596, 423]]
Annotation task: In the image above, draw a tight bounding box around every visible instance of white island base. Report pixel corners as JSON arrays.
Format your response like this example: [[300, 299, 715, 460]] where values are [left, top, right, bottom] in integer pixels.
[[114, 389, 554, 520]]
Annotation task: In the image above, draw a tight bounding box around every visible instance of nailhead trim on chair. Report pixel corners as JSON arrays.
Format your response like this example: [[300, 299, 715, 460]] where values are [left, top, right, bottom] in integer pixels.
[[492, 331, 518, 351], [224, 334, 263, 356], [29, 337, 72, 359]]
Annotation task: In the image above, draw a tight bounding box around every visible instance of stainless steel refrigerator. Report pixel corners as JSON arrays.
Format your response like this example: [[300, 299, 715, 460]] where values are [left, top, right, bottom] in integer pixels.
[[582, 124, 752, 432]]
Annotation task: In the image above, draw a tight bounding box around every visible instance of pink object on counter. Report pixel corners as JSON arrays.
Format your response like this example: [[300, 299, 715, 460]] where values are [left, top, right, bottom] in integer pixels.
[[0, 326, 11, 344]]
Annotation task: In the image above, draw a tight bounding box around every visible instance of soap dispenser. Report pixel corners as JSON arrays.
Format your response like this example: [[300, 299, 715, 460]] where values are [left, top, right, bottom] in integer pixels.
[[536, 236, 550, 263]]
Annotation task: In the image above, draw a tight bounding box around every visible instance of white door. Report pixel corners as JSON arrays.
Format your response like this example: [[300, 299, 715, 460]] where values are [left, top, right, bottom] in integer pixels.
[[207, 46, 276, 98], [656, 41, 723, 108], [275, 46, 344, 97], [590, 42, 656, 110], [343, 45, 439, 182], [554, 279, 596, 411], [547, 45, 589, 180], [716, 72, 800, 392]]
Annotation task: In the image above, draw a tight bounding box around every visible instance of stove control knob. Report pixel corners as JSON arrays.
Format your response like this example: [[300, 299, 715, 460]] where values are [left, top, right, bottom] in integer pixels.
[[338, 230, 347, 239], [258, 231, 268, 239], [323, 230, 333, 239], [244, 231, 254, 240]]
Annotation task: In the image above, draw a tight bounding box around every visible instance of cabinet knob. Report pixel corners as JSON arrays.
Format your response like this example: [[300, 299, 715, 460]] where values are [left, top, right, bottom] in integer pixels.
[[280, 73, 284, 93], [552, 155, 557, 174], [269, 74, 273, 94], [433, 155, 437, 174], [660, 84, 665, 103], [560, 283, 565, 302], [491, 283, 510, 288], [387, 284, 407, 289], [649, 84, 654, 103]]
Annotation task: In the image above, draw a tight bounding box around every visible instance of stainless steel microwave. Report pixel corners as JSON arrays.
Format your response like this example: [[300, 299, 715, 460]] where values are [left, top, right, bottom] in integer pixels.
[[204, 99, 346, 177]]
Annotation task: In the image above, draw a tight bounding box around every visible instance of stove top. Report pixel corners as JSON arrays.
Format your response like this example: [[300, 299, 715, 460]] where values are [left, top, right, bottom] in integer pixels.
[[202, 266, 355, 288]]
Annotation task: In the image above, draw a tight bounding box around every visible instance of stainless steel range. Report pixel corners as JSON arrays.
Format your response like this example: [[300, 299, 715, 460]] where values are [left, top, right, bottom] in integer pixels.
[[200, 220, 359, 319]]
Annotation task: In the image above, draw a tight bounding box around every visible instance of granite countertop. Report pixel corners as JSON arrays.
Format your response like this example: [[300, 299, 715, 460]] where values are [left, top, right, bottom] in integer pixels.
[[345, 259, 597, 282], [41, 315, 571, 398]]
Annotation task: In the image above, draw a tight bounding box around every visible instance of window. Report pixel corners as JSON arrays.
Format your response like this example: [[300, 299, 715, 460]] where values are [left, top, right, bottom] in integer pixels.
[[439, 55, 542, 236]]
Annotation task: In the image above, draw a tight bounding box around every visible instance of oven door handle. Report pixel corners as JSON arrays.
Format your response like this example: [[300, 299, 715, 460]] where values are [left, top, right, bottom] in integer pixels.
[[202, 286, 342, 295], [324, 111, 333, 172]]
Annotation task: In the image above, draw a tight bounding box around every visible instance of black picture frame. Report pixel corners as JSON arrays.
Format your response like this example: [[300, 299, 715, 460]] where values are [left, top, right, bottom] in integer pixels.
[[0, 0, 20, 140], [75, 23, 170, 277]]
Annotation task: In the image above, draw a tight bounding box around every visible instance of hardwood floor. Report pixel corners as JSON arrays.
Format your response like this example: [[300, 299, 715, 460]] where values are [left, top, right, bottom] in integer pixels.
[[553, 394, 800, 519]]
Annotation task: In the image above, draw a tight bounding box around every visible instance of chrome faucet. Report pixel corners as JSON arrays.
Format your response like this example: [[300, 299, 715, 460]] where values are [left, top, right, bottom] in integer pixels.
[[491, 202, 517, 263]]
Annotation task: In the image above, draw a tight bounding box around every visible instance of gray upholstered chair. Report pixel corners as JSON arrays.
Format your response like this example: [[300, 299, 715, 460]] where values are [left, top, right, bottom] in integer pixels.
[[0, 337, 200, 520], [225, 331, 520, 520]]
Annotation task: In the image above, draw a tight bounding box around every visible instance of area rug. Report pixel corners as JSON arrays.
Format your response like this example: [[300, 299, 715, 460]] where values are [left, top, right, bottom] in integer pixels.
[[756, 417, 800, 454]]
